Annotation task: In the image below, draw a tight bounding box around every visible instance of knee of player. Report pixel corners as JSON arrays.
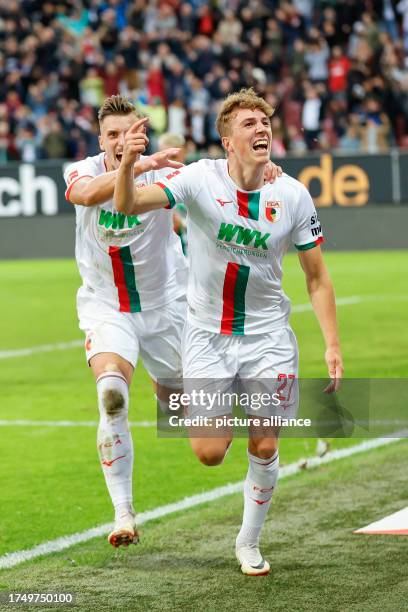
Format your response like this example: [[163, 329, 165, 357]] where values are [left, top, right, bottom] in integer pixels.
[[104, 362, 122, 374], [251, 439, 278, 460], [194, 446, 227, 466], [102, 388, 127, 418], [97, 366, 129, 418]]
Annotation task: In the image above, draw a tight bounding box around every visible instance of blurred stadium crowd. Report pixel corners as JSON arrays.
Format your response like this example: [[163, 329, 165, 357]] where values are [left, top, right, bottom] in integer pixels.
[[1, 0, 408, 162]]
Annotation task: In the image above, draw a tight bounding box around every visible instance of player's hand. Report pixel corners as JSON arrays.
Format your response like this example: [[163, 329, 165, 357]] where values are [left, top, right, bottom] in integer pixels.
[[134, 148, 184, 174], [264, 161, 283, 184], [323, 346, 344, 393], [122, 117, 149, 166]]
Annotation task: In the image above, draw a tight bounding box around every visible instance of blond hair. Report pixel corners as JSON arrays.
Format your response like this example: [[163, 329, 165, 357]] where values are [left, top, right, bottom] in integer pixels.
[[158, 132, 186, 150], [216, 88, 274, 138], [98, 95, 140, 124]]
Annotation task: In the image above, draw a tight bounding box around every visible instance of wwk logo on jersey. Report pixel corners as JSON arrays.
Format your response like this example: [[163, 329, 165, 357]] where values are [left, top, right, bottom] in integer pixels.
[[265, 201, 282, 223], [98, 209, 141, 230], [217, 222, 270, 250]]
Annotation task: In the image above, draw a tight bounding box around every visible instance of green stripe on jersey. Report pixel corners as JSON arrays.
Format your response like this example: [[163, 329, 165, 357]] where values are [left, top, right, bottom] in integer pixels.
[[247, 192, 260, 220], [163, 186, 176, 209], [119, 246, 141, 312], [295, 237, 323, 251], [232, 264, 250, 335]]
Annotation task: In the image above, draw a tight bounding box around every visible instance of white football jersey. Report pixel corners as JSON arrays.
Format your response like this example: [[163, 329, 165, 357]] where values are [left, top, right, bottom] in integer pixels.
[[64, 153, 187, 312], [156, 158, 323, 335]]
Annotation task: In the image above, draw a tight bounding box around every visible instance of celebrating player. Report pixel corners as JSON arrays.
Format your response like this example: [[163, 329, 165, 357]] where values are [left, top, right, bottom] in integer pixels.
[[63, 95, 188, 548], [63, 94, 283, 552], [114, 88, 343, 575]]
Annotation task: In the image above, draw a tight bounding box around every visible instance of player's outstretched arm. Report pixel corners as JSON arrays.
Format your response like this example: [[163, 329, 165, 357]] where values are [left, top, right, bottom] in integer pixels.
[[115, 119, 184, 215], [68, 172, 120, 206], [298, 247, 344, 393]]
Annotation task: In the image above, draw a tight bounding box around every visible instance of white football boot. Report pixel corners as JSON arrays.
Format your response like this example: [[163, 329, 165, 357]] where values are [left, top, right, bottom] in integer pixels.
[[236, 543, 270, 576], [108, 510, 139, 548]]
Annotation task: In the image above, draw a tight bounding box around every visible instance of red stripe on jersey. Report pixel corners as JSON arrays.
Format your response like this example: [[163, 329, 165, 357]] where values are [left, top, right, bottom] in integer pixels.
[[237, 191, 249, 218], [108, 246, 131, 312], [220, 262, 240, 334], [65, 175, 94, 201], [155, 182, 170, 209]]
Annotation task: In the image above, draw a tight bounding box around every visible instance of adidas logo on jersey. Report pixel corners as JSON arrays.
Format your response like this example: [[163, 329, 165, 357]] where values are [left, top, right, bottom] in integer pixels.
[[217, 222, 270, 250]]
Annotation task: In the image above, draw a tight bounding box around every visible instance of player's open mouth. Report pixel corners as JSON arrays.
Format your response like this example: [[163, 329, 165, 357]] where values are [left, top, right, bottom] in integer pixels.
[[116, 154, 123, 163], [252, 139, 269, 152]]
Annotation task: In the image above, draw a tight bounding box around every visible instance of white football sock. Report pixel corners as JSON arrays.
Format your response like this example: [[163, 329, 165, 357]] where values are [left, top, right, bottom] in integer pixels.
[[236, 450, 279, 547], [155, 394, 171, 415], [96, 371, 134, 516]]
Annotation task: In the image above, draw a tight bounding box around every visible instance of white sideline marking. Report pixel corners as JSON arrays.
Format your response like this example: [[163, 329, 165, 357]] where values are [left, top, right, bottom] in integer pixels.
[[291, 296, 362, 313], [1, 294, 407, 360], [0, 295, 373, 361], [0, 420, 155, 428], [0, 340, 83, 360], [0, 433, 405, 570], [0, 419, 406, 429]]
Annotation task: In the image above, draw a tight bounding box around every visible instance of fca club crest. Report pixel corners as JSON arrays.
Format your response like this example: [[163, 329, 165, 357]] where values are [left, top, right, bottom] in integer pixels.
[[265, 201, 282, 223]]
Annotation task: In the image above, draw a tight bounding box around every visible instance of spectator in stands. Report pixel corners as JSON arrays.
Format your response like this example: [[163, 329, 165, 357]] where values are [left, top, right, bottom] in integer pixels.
[[79, 68, 105, 108], [380, 0, 399, 40], [328, 46, 351, 99], [167, 98, 187, 136], [397, 0, 408, 51], [0, 121, 11, 163], [287, 125, 308, 155], [290, 39, 307, 80], [270, 115, 288, 157], [41, 119, 69, 159], [338, 113, 363, 152], [360, 96, 391, 152], [264, 18, 283, 57], [16, 124, 37, 162], [302, 83, 322, 150], [305, 34, 330, 83], [217, 10, 243, 48]]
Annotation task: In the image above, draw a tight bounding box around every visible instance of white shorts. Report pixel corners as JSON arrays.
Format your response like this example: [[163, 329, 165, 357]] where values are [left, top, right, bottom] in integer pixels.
[[182, 321, 299, 418], [77, 289, 186, 385]]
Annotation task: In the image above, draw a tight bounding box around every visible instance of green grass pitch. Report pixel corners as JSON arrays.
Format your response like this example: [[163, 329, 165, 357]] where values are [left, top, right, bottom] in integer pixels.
[[0, 251, 407, 610]]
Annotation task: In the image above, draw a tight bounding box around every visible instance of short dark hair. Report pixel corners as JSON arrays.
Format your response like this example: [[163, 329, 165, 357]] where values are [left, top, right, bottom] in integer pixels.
[[97, 95, 140, 123]]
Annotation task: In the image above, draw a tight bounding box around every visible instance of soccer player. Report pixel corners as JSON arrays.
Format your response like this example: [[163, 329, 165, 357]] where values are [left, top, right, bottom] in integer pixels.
[[114, 88, 343, 575], [63, 95, 188, 548]]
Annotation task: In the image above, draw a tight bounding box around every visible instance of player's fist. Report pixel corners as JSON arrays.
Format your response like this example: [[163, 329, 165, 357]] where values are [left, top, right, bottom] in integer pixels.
[[122, 117, 149, 166]]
